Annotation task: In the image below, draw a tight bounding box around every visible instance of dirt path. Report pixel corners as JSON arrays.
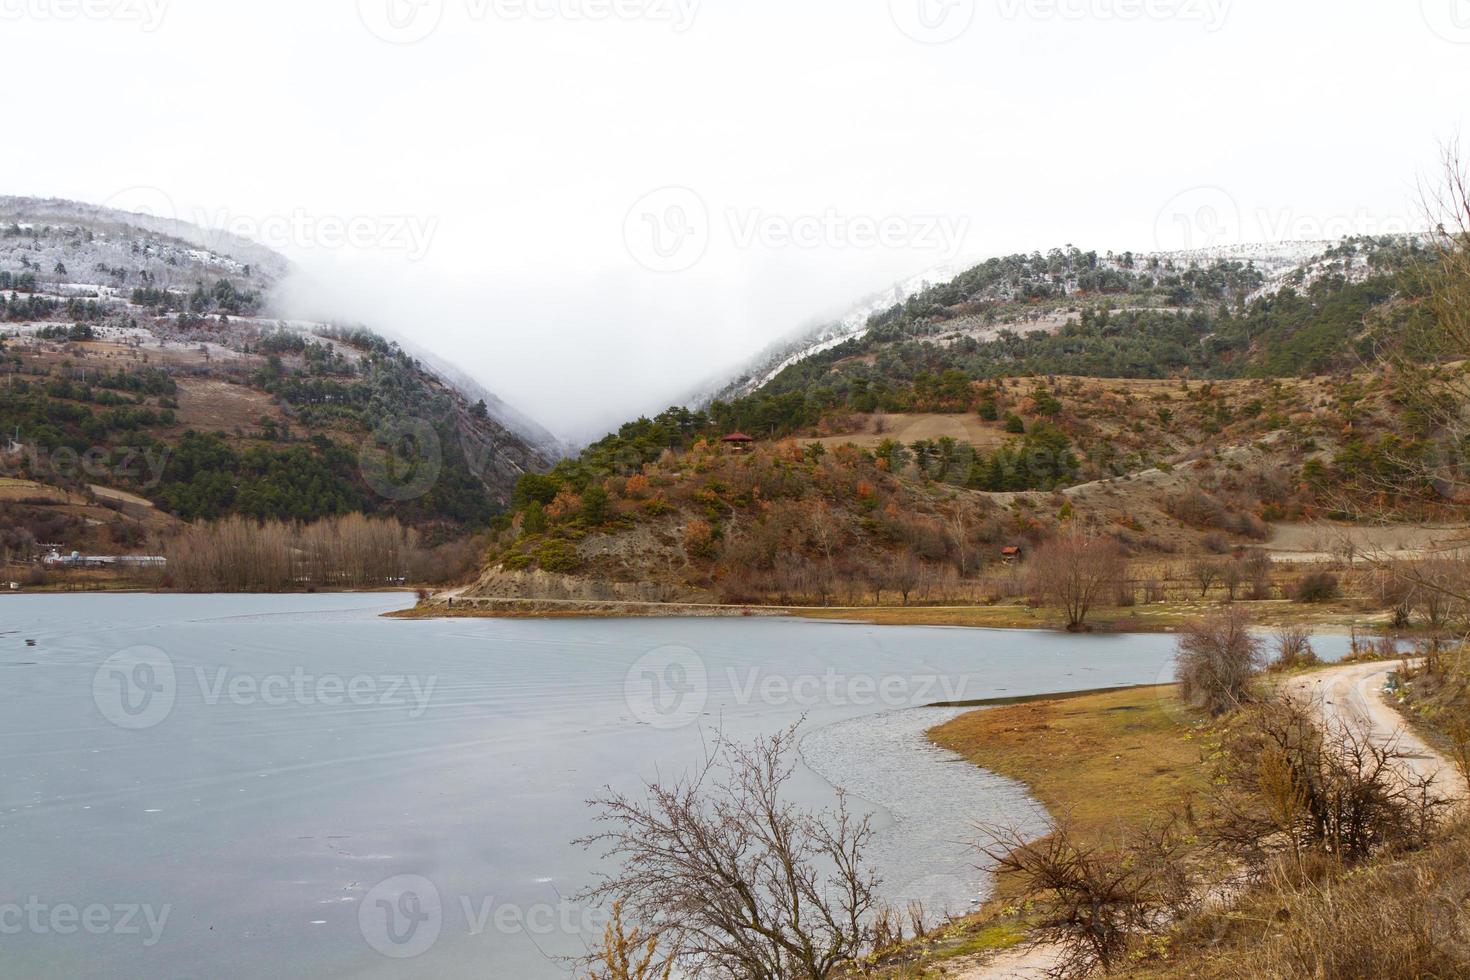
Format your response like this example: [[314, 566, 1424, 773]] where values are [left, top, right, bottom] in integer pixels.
[[1282, 659, 1469, 802], [950, 944, 1063, 979], [951, 660, 1467, 979]]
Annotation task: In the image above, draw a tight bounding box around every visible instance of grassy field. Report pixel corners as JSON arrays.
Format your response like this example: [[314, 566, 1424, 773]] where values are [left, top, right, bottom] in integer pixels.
[[929, 686, 1207, 857], [793, 596, 1396, 633], [399, 594, 1390, 634], [861, 686, 1207, 976]]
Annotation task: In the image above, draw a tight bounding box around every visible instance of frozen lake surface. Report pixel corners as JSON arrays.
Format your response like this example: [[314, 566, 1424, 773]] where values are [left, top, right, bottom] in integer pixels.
[[0, 594, 1353, 978]]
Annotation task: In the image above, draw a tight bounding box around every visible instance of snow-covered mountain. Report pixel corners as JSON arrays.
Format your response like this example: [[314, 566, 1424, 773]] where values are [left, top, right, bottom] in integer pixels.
[[0, 196, 563, 463], [684, 237, 1412, 407], [0, 197, 561, 512], [693, 259, 977, 405]]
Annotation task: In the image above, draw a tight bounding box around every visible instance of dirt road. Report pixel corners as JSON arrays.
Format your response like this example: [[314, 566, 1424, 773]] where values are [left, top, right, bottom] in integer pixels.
[[952, 659, 1467, 979], [1283, 659, 1469, 802]]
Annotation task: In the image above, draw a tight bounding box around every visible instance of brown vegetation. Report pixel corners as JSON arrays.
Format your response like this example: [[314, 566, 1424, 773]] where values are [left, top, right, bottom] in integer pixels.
[[1174, 609, 1266, 716], [166, 514, 480, 591], [578, 726, 881, 980], [1026, 530, 1128, 630], [980, 819, 1195, 979]]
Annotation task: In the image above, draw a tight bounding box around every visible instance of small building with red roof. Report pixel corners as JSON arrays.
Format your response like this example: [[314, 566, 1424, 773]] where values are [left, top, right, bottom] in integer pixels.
[[721, 432, 755, 453]]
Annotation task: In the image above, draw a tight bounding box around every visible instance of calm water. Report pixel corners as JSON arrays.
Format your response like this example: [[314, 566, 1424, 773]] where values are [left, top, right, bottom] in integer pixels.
[[0, 595, 1353, 979]]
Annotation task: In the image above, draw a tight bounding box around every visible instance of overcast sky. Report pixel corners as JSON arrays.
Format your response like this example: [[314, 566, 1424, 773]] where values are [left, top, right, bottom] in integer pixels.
[[4, 0, 1468, 440]]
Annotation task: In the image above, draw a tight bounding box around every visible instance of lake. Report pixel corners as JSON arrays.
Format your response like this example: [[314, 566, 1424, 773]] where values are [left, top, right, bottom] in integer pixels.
[[0, 595, 1353, 978]]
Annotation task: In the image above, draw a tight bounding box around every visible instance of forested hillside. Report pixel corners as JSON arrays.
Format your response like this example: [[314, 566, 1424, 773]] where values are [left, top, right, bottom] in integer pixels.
[[0, 198, 556, 572], [462, 234, 1460, 609]]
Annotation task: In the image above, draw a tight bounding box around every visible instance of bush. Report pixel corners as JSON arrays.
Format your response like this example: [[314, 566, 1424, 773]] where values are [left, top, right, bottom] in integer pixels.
[[1175, 608, 1265, 716], [682, 519, 718, 560], [980, 818, 1195, 979], [1205, 696, 1449, 863], [1165, 824, 1470, 979], [1294, 571, 1340, 603], [535, 539, 582, 574], [1201, 532, 1231, 554], [1272, 626, 1320, 669]]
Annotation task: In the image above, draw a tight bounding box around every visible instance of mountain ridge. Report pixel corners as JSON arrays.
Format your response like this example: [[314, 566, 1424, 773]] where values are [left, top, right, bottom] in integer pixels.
[[0, 196, 557, 548]]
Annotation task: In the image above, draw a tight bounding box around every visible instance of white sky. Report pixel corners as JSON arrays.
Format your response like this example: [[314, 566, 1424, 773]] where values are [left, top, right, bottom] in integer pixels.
[[3, 0, 1468, 441]]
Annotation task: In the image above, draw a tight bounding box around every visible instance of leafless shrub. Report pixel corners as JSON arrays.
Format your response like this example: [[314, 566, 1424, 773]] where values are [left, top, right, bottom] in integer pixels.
[[1271, 626, 1319, 670], [1292, 570, 1339, 604], [978, 818, 1196, 979], [1200, 532, 1230, 555], [577, 725, 879, 980], [1204, 697, 1449, 866], [1449, 719, 1470, 792], [1164, 823, 1470, 979], [1175, 608, 1266, 716]]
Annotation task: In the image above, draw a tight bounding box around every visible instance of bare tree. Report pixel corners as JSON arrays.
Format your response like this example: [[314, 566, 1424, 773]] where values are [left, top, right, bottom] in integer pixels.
[[1027, 530, 1128, 631], [1341, 145, 1470, 514], [1241, 548, 1274, 600], [1220, 560, 1245, 602], [1189, 559, 1221, 599], [807, 502, 844, 588], [1372, 563, 1419, 629], [1174, 607, 1266, 716], [945, 500, 980, 578], [891, 553, 922, 606], [578, 726, 879, 980], [1412, 557, 1467, 631], [978, 818, 1195, 979]]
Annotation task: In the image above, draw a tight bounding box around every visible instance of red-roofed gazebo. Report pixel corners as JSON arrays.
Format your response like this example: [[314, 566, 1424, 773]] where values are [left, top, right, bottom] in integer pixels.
[[721, 432, 755, 452]]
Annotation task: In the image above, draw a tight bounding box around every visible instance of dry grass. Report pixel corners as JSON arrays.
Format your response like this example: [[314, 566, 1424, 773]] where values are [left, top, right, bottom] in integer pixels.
[[0, 478, 76, 504], [172, 377, 284, 430], [1122, 822, 1470, 979], [928, 686, 1207, 901], [804, 412, 1011, 452], [790, 588, 1413, 634]]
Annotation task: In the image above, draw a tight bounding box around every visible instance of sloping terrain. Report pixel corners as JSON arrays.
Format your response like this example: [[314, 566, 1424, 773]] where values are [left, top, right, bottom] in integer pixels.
[[0, 198, 557, 562], [691, 239, 1412, 412], [465, 234, 1461, 608]]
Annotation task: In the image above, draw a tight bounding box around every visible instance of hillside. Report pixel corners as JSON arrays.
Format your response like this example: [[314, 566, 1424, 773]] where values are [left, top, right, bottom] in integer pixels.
[[690, 238, 1417, 412], [459, 233, 1464, 612], [0, 198, 557, 567], [462, 369, 1453, 610]]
